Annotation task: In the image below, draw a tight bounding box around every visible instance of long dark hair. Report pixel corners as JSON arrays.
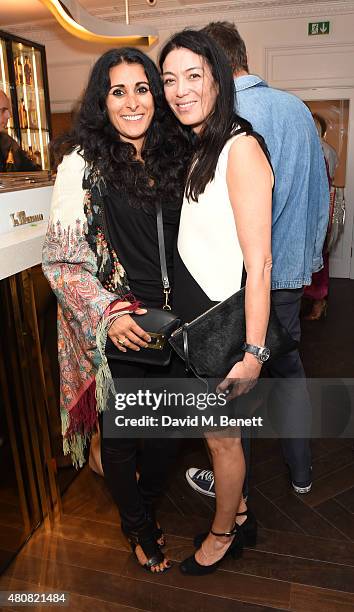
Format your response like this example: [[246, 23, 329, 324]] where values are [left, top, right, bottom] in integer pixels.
[[159, 30, 252, 201], [53, 47, 191, 209]]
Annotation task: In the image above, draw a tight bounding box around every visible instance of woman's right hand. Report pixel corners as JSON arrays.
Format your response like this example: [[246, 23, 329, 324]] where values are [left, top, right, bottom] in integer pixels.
[[217, 356, 261, 400], [108, 307, 151, 352]]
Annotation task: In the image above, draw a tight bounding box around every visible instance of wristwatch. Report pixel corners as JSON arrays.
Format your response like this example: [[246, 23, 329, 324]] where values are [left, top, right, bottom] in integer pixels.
[[242, 342, 270, 364]]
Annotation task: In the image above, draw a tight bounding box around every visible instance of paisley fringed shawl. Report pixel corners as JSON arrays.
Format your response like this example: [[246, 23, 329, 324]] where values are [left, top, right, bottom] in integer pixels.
[[42, 149, 136, 467]]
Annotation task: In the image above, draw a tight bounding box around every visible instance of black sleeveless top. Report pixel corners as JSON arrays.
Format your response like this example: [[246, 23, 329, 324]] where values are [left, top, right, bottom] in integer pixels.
[[104, 185, 180, 309]]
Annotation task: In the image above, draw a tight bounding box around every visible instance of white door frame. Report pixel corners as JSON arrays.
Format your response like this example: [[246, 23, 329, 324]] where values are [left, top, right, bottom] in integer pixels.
[[290, 86, 354, 280]]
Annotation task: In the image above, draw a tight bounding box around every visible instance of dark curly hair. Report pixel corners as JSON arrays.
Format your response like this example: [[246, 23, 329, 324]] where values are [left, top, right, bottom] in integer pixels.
[[52, 47, 192, 210]]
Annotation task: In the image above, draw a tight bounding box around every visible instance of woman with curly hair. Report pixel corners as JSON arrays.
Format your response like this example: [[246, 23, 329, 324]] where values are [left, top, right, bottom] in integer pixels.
[[42, 48, 190, 573]]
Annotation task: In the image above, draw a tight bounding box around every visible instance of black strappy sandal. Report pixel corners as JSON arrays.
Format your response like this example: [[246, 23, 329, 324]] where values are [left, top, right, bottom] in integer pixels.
[[235, 508, 257, 546], [145, 504, 166, 547], [124, 523, 171, 573], [193, 508, 257, 557], [152, 521, 165, 547], [180, 524, 239, 576]]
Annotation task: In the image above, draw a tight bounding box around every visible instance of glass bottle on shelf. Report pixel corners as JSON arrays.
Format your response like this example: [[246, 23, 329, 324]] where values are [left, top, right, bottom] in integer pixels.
[[33, 149, 41, 167], [13, 57, 18, 85], [19, 98, 28, 129], [24, 56, 33, 86], [14, 57, 23, 85], [5, 149, 15, 172], [27, 146, 40, 166], [28, 99, 38, 128]]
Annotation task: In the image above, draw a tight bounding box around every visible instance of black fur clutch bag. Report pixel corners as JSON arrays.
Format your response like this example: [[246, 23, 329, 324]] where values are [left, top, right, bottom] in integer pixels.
[[169, 287, 298, 377]]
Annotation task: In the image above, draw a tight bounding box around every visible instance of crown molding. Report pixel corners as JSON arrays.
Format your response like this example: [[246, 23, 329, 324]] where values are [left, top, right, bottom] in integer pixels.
[[87, 0, 354, 26], [4, 0, 354, 40], [264, 40, 354, 86], [89, 0, 354, 17]]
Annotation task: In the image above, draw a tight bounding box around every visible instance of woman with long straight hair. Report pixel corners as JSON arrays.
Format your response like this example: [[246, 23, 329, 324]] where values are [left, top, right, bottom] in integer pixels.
[[43, 47, 191, 574], [159, 30, 273, 575]]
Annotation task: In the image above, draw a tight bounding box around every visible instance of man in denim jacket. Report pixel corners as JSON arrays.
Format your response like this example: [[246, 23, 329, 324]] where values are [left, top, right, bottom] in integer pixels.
[[186, 22, 329, 501]]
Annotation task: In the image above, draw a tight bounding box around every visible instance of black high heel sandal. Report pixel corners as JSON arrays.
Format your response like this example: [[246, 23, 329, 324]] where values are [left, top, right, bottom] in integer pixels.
[[152, 521, 165, 547], [145, 503, 166, 547], [124, 523, 171, 573], [193, 508, 257, 557], [180, 524, 239, 576], [237, 508, 257, 547]]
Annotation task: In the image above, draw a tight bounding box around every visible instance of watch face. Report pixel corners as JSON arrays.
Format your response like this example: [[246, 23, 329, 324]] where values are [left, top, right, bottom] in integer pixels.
[[259, 348, 270, 362]]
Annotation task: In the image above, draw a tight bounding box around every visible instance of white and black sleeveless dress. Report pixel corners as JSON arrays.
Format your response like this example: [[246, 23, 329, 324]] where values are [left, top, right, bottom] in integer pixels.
[[173, 134, 246, 323]]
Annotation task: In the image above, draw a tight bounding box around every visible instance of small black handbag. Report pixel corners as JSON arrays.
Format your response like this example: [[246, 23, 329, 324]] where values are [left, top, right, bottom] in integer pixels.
[[169, 286, 298, 378], [105, 201, 181, 367]]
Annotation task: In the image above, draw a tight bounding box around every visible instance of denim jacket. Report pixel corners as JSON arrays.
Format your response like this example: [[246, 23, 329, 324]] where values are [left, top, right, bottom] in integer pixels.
[[235, 75, 329, 290]]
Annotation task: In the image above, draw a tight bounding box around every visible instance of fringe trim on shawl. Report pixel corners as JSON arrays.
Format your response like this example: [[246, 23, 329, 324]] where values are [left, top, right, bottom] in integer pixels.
[[62, 381, 97, 468], [95, 312, 118, 415], [95, 301, 140, 415], [66, 379, 97, 437], [62, 300, 140, 468]]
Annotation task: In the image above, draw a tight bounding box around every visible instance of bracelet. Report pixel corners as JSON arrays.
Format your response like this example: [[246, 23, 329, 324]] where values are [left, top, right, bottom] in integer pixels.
[[106, 309, 133, 331], [113, 310, 132, 318]]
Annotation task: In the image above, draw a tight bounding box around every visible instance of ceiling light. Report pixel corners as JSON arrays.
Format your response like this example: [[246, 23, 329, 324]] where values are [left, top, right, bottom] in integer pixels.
[[39, 0, 158, 47]]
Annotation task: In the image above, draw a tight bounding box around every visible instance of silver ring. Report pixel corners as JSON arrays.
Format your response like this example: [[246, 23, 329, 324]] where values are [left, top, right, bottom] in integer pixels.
[[118, 338, 127, 346]]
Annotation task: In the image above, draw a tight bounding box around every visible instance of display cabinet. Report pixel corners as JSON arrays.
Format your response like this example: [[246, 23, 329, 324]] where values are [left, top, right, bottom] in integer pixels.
[[0, 29, 52, 170], [0, 180, 69, 575]]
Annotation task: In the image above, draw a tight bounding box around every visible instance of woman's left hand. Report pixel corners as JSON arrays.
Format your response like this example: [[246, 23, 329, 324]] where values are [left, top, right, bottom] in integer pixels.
[[217, 357, 262, 400]]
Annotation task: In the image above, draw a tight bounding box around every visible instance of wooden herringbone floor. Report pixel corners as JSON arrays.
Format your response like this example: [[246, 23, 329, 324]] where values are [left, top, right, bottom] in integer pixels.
[[1, 279, 354, 611]]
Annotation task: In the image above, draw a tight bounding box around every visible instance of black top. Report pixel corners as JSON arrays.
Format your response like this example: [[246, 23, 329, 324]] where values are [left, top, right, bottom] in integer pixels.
[[173, 244, 217, 324], [104, 184, 180, 308], [0, 133, 39, 172]]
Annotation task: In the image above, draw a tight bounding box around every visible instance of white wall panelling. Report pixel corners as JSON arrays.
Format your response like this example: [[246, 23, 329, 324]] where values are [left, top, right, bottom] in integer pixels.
[[265, 43, 354, 89]]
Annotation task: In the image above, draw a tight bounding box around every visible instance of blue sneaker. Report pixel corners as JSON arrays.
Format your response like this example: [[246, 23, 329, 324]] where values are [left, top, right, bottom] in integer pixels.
[[186, 468, 215, 497], [292, 479, 312, 494], [291, 466, 312, 494]]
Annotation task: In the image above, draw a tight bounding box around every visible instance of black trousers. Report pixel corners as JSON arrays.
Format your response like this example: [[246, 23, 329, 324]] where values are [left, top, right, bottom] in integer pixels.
[[242, 288, 312, 496], [100, 358, 183, 534], [268, 288, 312, 482]]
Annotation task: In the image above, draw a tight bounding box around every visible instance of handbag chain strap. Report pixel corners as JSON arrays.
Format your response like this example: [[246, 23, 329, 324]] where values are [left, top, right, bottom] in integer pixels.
[[156, 201, 172, 310]]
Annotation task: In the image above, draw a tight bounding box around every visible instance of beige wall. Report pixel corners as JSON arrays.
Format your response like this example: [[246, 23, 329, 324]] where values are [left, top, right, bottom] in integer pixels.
[[5, 4, 354, 112]]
